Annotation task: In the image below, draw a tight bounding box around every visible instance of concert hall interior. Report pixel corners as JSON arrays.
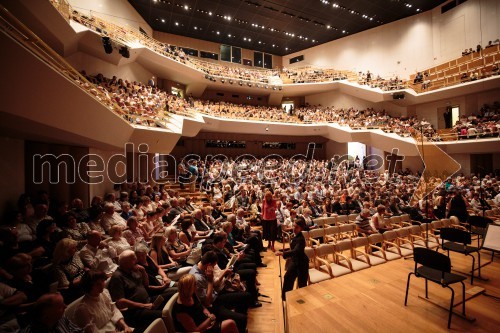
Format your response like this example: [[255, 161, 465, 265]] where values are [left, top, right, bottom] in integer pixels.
[[1, 0, 500, 332]]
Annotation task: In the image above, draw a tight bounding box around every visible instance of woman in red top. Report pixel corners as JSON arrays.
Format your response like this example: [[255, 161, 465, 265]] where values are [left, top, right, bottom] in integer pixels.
[[261, 191, 278, 251]]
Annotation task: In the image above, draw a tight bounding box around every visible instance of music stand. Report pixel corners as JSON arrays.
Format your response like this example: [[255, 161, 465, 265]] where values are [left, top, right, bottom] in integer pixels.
[[482, 223, 500, 254]]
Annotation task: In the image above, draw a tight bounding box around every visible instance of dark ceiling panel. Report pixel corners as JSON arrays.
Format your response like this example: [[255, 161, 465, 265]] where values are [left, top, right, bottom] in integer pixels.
[[129, 0, 447, 56]]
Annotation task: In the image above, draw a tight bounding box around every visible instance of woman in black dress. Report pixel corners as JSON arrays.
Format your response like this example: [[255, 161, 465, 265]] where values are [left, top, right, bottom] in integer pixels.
[[447, 190, 469, 222], [173, 274, 238, 333], [276, 217, 309, 301]]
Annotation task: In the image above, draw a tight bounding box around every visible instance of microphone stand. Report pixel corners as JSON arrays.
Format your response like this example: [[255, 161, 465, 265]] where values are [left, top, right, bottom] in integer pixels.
[[278, 254, 286, 333]]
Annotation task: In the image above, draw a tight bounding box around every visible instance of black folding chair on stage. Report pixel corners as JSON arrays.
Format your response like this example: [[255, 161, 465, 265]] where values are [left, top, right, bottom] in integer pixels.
[[404, 247, 467, 329], [440, 227, 484, 284]]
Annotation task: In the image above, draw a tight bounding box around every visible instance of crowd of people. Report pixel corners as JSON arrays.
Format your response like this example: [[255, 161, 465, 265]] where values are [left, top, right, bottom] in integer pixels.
[[2, 151, 500, 331], [281, 67, 349, 83], [357, 71, 407, 91], [452, 102, 500, 139]]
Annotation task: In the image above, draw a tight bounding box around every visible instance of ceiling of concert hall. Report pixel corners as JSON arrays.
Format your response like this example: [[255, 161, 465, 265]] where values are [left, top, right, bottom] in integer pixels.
[[128, 0, 447, 56]]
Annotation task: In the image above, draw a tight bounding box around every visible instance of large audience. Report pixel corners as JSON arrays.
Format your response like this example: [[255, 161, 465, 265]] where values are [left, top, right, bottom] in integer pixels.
[[1, 155, 499, 331], [79, 71, 500, 142]]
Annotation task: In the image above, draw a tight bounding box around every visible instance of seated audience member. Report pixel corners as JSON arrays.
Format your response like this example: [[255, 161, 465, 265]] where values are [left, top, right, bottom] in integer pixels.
[[52, 238, 86, 301], [79, 230, 117, 273], [135, 245, 178, 298], [165, 226, 193, 266], [20, 293, 80, 333], [119, 201, 134, 221], [100, 203, 126, 233], [211, 201, 227, 223], [0, 281, 27, 332], [60, 212, 90, 245], [165, 198, 184, 224], [149, 234, 191, 281], [108, 250, 168, 333], [211, 234, 261, 307], [190, 251, 252, 333], [122, 216, 149, 246], [355, 209, 377, 235], [173, 274, 238, 333], [3, 253, 39, 302], [106, 225, 132, 256], [72, 270, 133, 333], [370, 205, 393, 233]]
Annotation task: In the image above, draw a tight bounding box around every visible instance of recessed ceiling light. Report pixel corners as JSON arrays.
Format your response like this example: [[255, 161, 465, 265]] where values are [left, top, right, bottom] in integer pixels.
[[216, 31, 220, 35], [208, 11, 212, 16], [161, 19, 165, 23], [258, 41, 261, 44], [285, 47, 288, 50], [228, 34, 232, 37], [327, 25, 331, 29], [184, 5, 189, 10], [175, 22, 179, 26], [194, 26, 198, 30]]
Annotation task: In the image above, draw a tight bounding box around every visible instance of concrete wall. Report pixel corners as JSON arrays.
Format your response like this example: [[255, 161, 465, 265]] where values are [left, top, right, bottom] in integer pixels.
[[66, 52, 153, 85], [283, 0, 500, 78]]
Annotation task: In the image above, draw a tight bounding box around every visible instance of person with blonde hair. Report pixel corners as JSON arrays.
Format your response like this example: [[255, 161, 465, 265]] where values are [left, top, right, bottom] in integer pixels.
[[261, 190, 278, 251], [173, 274, 238, 333], [150, 233, 191, 281], [53, 238, 86, 301], [165, 226, 193, 266], [107, 225, 131, 256]]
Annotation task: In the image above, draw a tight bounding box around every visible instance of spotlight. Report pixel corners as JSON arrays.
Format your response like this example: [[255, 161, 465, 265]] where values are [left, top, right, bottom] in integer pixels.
[[205, 74, 209, 79], [272, 86, 277, 90], [247, 82, 252, 87], [239, 81, 243, 86], [278, 86, 282, 91], [265, 126, 269, 132], [265, 85, 268, 89], [119, 46, 130, 58], [102, 36, 113, 54], [221, 79, 225, 83], [229, 80, 234, 84]]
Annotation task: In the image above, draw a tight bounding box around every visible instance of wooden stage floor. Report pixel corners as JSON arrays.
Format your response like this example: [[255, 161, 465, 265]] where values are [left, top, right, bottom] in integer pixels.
[[246, 244, 500, 333]]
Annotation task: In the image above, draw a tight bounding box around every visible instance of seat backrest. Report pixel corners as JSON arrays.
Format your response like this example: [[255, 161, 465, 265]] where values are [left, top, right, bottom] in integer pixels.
[[390, 216, 401, 225], [441, 218, 451, 227], [382, 230, 398, 241], [368, 233, 384, 244], [334, 239, 353, 252], [336, 215, 348, 225], [348, 214, 358, 222], [339, 224, 355, 234], [314, 217, 328, 227], [440, 227, 471, 245], [351, 236, 369, 248], [325, 225, 340, 236], [162, 292, 178, 333], [324, 216, 337, 226], [400, 214, 410, 222], [431, 220, 443, 230], [315, 243, 335, 257], [309, 228, 325, 239], [409, 225, 422, 235], [413, 247, 451, 273], [144, 318, 169, 333], [396, 227, 410, 238], [467, 216, 492, 229]]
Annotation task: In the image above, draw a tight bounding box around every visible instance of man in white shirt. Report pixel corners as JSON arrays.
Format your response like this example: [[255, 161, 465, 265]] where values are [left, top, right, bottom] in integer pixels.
[[101, 203, 127, 233]]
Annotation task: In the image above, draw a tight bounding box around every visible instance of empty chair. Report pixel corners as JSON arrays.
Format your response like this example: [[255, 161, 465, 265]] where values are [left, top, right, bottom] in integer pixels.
[[304, 247, 332, 284], [335, 239, 370, 271], [339, 223, 357, 240], [144, 318, 169, 333], [405, 247, 467, 329], [323, 216, 337, 226], [302, 230, 320, 248], [368, 233, 398, 261], [308, 228, 326, 244], [440, 227, 481, 284], [395, 227, 416, 252], [315, 243, 352, 277], [351, 236, 386, 266], [314, 217, 329, 228], [466, 215, 492, 247], [420, 223, 440, 249], [382, 230, 410, 257], [390, 216, 402, 228], [324, 225, 340, 244]]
